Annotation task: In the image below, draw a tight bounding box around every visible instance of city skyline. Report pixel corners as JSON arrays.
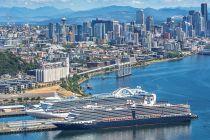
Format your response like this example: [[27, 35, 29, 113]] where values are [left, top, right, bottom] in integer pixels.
[[0, 0, 209, 11]]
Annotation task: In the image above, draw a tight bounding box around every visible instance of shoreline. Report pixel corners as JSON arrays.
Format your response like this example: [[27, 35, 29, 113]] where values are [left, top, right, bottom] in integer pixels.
[[78, 53, 194, 96], [0, 54, 192, 100], [79, 54, 193, 87], [79, 52, 195, 97]]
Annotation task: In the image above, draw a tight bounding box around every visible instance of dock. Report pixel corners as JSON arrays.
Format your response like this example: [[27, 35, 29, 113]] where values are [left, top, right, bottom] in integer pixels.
[[0, 111, 26, 118], [0, 119, 58, 134], [0, 105, 26, 118], [117, 62, 132, 78]]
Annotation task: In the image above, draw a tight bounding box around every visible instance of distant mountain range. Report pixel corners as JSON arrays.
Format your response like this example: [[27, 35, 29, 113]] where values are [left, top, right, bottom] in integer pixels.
[[0, 5, 209, 24], [0, 6, 74, 23]]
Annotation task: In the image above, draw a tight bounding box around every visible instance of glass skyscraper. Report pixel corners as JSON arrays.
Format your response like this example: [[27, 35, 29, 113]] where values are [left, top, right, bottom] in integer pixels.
[[201, 3, 208, 23], [136, 9, 145, 25]]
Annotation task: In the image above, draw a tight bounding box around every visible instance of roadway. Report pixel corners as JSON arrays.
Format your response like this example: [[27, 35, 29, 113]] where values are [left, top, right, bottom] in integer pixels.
[[78, 62, 132, 75]]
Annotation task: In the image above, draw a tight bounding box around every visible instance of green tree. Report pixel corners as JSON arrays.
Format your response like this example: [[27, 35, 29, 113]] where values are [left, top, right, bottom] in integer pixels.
[[0, 51, 38, 76]]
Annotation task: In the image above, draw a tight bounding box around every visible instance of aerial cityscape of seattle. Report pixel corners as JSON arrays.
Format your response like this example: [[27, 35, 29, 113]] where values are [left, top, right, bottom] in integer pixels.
[[0, 0, 209, 140]]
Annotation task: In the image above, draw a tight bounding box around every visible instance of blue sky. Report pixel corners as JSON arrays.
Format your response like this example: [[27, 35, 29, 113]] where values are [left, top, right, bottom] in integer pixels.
[[0, 0, 209, 10]]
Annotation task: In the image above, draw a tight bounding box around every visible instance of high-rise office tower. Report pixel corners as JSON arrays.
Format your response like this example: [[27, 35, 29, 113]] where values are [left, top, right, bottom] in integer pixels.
[[48, 23, 55, 40], [93, 23, 106, 40], [91, 19, 113, 35], [201, 3, 208, 33], [189, 10, 196, 28], [207, 21, 210, 36], [175, 27, 185, 42], [83, 21, 92, 40], [187, 15, 193, 25], [61, 17, 67, 44], [55, 23, 61, 34], [136, 9, 145, 25], [55, 23, 61, 43], [193, 12, 202, 36], [143, 32, 152, 51], [201, 16, 206, 32], [189, 25, 195, 37], [69, 25, 76, 42], [75, 25, 83, 42], [201, 3, 208, 23], [182, 21, 191, 37], [113, 21, 121, 40], [146, 16, 154, 32]]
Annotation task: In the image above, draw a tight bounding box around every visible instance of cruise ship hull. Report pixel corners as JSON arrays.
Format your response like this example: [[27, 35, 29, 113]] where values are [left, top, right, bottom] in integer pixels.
[[54, 115, 194, 131]]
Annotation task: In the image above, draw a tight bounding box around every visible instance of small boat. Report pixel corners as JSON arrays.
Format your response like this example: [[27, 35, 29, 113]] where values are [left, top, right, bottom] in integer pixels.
[[86, 83, 93, 89]]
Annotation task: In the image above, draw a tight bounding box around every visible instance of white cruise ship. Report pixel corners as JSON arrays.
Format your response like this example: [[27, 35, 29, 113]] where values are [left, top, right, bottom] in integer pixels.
[[26, 86, 154, 119]]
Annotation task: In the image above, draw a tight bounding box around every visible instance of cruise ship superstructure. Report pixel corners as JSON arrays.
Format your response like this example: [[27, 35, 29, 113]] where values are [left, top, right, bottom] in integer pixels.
[[26, 86, 149, 119]]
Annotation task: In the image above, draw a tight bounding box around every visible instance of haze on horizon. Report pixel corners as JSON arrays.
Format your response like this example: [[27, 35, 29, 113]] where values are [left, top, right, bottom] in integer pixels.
[[0, 0, 209, 11]]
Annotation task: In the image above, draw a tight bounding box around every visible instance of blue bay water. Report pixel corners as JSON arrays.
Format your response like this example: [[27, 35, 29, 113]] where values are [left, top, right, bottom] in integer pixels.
[[0, 115, 35, 123], [0, 55, 210, 140]]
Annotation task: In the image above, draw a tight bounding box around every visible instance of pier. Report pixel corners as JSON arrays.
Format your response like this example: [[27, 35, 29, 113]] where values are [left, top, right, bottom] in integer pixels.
[[116, 60, 132, 78], [0, 119, 58, 134], [0, 105, 27, 118], [78, 62, 132, 76], [0, 111, 26, 118]]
